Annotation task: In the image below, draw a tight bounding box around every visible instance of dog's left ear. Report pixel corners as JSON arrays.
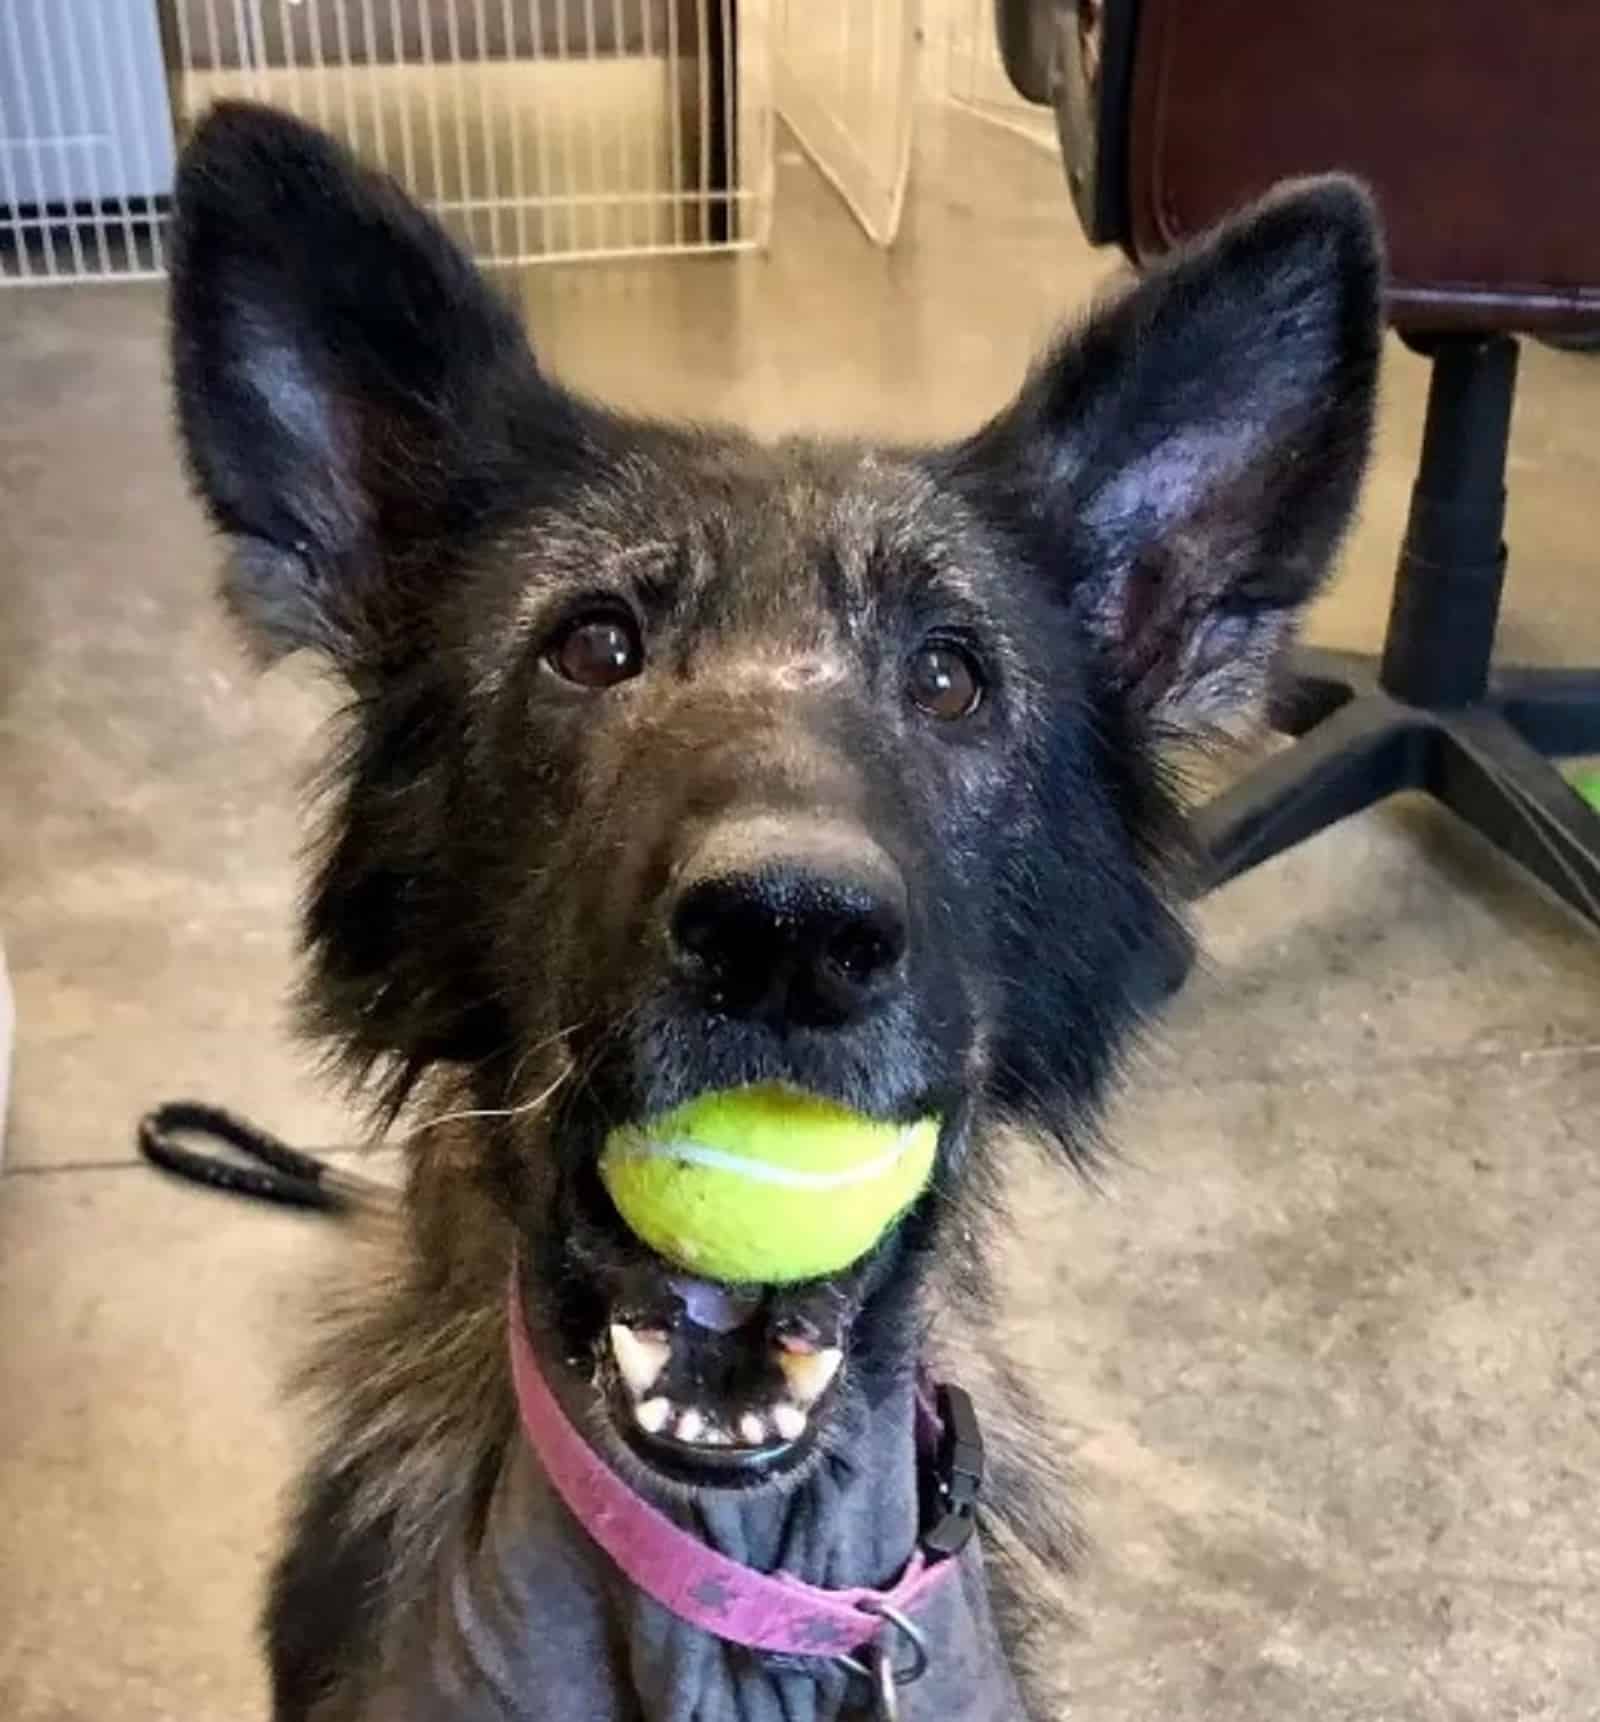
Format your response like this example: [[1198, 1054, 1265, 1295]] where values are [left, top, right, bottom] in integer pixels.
[[169, 101, 581, 666], [953, 177, 1383, 723]]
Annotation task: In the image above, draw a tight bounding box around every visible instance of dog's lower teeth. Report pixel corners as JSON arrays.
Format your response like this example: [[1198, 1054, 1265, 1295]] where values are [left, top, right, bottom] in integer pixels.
[[609, 1323, 671, 1397], [635, 1397, 671, 1435], [612, 1326, 830, 1454], [772, 1405, 807, 1442], [778, 1345, 843, 1407]]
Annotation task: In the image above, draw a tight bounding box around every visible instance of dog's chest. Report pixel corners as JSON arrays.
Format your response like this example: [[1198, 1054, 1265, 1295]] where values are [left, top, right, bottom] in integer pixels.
[[377, 1443, 1030, 1722]]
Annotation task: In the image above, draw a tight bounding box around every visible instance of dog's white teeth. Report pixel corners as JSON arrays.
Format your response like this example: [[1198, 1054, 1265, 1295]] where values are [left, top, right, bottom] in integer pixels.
[[638, 1400, 807, 1449], [772, 1404, 808, 1443], [621, 1352, 818, 1449], [635, 1397, 672, 1435], [609, 1324, 670, 1397], [778, 1345, 843, 1407]]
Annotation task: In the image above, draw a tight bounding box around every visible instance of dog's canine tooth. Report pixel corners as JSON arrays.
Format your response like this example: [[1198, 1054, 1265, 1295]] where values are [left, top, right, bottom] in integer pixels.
[[738, 1412, 768, 1446], [609, 1324, 670, 1398], [772, 1404, 807, 1442], [634, 1397, 671, 1435], [778, 1345, 843, 1406], [676, 1408, 706, 1443]]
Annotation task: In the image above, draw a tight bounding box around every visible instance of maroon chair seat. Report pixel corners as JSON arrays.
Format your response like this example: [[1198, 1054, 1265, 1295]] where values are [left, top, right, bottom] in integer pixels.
[[999, 0, 1600, 934]]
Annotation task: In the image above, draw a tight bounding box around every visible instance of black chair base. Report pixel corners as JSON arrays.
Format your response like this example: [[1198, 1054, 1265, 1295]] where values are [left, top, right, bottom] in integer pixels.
[[1193, 648, 1600, 931], [1187, 332, 1600, 936]]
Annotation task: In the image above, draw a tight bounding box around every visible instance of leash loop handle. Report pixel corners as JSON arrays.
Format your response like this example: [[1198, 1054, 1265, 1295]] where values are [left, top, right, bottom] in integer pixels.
[[137, 1100, 380, 1212]]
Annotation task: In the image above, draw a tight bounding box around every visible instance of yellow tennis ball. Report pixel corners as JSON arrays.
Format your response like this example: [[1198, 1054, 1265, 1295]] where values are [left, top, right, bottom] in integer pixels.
[[599, 1085, 940, 1285]]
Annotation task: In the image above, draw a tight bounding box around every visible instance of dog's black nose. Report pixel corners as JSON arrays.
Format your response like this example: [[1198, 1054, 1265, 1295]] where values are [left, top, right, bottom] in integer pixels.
[[671, 828, 908, 1029]]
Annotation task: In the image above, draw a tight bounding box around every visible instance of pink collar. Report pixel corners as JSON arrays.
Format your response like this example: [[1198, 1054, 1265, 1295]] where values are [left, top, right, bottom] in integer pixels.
[[506, 1279, 964, 1660]]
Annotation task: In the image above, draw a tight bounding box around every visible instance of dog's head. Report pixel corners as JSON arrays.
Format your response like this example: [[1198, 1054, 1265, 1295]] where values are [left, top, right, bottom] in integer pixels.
[[171, 105, 1380, 1487]]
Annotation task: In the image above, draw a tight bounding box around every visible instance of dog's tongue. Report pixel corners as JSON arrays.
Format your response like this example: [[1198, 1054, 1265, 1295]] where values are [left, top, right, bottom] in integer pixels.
[[669, 1275, 763, 1334]]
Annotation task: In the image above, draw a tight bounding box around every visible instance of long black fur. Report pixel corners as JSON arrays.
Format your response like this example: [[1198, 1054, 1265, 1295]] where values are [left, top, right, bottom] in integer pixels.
[[169, 103, 1382, 1720]]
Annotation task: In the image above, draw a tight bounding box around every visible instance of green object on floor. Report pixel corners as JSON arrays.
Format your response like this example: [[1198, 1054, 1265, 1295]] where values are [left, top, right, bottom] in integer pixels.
[[1571, 770, 1600, 812]]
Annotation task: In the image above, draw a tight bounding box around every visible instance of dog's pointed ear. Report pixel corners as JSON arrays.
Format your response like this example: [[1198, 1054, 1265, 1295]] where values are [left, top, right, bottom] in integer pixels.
[[954, 177, 1383, 723], [170, 102, 576, 664]]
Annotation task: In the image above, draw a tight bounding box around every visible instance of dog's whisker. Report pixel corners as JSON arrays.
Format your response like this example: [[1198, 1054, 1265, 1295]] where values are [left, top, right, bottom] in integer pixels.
[[399, 1041, 585, 1142], [500, 1017, 596, 1093]]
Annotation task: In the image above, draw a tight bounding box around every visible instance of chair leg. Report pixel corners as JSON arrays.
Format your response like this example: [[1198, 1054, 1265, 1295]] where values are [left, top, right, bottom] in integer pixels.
[[1167, 335, 1600, 946], [1268, 646, 1374, 736], [1431, 711, 1600, 931], [1490, 666, 1600, 758], [1191, 695, 1424, 892]]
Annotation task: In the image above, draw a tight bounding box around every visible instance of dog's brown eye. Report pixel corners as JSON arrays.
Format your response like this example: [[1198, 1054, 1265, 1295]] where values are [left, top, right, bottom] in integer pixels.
[[908, 642, 983, 720], [548, 612, 644, 688]]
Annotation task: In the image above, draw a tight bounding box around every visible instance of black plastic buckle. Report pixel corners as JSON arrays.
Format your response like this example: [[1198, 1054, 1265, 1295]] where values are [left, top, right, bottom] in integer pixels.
[[920, 1382, 984, 1559]]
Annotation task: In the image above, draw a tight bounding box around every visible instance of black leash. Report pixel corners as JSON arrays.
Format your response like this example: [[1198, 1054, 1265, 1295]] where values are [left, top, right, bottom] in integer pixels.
[[137, 1099, 385, 1214]]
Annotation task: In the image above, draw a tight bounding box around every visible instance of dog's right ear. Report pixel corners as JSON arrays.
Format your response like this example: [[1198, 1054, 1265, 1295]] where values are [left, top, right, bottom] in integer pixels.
[[945, 177, 1382, 729], [170, 102, 578, 665]]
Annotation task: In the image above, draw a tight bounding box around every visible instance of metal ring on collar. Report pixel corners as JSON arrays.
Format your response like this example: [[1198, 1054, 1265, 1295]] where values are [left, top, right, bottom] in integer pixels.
[[859, 1602, 930, 1686], [833, 1643, 904, 1721], [834, 1599, 931, 1716]]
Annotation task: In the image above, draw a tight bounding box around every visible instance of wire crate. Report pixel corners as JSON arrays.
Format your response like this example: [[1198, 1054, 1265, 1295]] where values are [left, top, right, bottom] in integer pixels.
[[0, 3, 175, 281], [0, 0, 774, 284]]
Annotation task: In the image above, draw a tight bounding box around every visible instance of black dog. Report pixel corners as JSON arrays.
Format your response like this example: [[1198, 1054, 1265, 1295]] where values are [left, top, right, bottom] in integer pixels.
[[170, 104, 1380, 1720]]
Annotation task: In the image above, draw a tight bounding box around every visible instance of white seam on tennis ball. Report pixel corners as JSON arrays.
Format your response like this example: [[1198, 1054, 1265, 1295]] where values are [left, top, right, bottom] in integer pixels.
[[608, 1124, 928, 1192]]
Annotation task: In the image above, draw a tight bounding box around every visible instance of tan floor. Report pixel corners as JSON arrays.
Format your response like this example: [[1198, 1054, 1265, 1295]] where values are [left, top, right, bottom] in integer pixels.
[[3, 105, 1600, 1719]]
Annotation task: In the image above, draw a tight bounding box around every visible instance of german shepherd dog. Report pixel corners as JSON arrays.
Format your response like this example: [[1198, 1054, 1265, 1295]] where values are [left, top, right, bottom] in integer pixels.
[[169, 104, 1380, 1720]]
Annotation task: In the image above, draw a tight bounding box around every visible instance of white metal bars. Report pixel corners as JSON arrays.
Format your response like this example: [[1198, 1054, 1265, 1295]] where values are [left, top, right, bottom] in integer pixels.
[[771, 0, 917, 247], [0, 2, 176, 283], [0, 1, 772, 284]]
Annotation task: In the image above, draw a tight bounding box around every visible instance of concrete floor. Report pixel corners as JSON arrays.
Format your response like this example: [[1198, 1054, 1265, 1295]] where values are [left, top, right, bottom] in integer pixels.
[[4, 106, 1600, 1720]]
